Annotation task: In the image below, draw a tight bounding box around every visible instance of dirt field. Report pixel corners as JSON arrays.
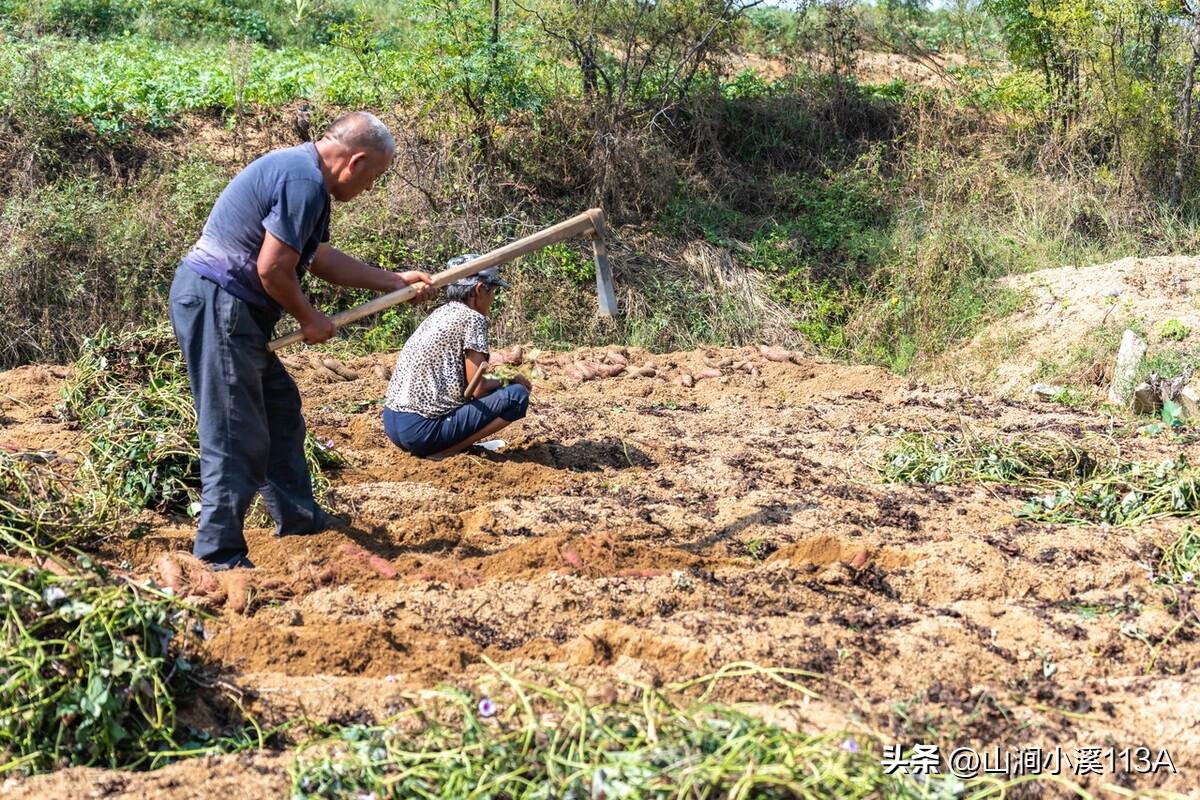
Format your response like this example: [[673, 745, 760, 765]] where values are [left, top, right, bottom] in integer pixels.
[[2, 346, 1197, 798]]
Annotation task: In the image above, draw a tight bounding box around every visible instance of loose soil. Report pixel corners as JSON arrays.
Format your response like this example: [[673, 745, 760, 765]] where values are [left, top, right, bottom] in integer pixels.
[[931, 255, 1200, 397], [2, 345, 1197, 798]]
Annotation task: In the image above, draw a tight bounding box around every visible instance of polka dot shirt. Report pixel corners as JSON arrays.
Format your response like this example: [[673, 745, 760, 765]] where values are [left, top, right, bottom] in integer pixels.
[[384, 302, 490, 418]]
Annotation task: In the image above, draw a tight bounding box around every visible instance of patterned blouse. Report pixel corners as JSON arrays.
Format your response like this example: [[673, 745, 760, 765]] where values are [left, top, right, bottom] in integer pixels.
[[384, 302, 490, 418]]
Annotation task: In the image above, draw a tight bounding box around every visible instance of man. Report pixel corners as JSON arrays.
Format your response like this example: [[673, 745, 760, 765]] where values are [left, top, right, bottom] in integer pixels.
[[169, 111, 432, 570]]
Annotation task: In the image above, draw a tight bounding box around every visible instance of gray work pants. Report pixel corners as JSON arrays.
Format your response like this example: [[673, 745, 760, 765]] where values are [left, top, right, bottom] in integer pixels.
[[168, 264, 321, 566]]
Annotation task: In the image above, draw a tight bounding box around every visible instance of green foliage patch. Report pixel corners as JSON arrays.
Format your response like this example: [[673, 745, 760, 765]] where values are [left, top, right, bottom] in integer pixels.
[[0, 562, 201, 773], [290, 666, 1008, 799], [881, 429, 1200, 526], [0, 452, 115, 556], [60, 327, 341, 517], [62, 328, 201, 515]]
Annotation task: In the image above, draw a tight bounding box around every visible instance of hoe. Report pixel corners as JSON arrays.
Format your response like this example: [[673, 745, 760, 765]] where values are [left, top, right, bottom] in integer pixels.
[[269, 208, 617, 351]]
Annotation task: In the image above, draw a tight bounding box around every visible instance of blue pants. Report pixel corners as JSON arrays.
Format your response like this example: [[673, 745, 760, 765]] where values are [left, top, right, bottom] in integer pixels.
[[383, 384, 529, 457], [168, 265, 322, 566]]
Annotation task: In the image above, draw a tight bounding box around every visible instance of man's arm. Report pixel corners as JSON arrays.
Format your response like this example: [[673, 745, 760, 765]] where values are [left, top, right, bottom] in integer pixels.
[[309, 244, 433, 298], [258, 231, 336, 344]]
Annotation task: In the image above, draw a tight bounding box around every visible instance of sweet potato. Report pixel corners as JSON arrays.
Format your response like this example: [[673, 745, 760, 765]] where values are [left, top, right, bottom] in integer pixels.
[[759, 345, 791, 363], [617, 568, 668, 578], [158, 551, 220, 605], [220, 572, 251, 614], [338, 543, 398, 579], [321, 358, 358, 381], [559, 546, 584, 570], [365, 555, 398, 579], [694, 368, 722, 381], [596, 363, 625, 378], [310, 355, 343, 382], [157, 554, 184, 594], [573, 361, 599, 381], [492, 345, 524, 366], [679, 374, 695, 388]]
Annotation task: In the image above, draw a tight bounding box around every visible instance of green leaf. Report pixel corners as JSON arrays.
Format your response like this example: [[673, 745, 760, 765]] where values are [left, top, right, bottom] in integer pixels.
[[1162, 399, 1182, 428]]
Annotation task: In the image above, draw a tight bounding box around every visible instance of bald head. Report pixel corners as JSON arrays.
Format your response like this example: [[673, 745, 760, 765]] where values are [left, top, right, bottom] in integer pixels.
[[321, 111, 395, 158], [314, 111, 396, 201]]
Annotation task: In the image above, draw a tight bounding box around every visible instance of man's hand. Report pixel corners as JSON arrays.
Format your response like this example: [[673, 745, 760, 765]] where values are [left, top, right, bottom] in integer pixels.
[[511, 374, 533, 391], [301, 311, 337, 344], [396, 270, 434, 301], [311, 246, 433, 300]]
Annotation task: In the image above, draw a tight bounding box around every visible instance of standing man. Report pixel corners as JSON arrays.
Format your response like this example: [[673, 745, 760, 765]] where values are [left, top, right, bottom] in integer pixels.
[[169, 111, 432, 570]]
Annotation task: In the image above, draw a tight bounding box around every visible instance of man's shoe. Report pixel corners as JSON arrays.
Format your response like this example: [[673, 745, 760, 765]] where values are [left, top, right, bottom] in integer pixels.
[[208, 554, 255, 571], [313, 509, 350, 532], [276, 509, 349, 537]]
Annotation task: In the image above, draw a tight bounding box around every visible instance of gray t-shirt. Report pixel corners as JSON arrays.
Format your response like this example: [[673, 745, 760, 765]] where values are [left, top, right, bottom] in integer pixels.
[[182, 142, 331, 323], [384, 302, 490, 417]]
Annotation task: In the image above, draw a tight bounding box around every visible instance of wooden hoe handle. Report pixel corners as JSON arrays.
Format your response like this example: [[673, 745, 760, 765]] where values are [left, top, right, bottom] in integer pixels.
[[269, 209, 607, 352]]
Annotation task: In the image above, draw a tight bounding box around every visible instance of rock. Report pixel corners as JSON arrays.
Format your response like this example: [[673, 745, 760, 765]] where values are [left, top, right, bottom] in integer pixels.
[[679, 374, 694, 388], [1028, 383, 1065, 399], [1178, 384, 1200, 421], [1107, 329, 1148, 406], [1132, 383, 1160, 415]]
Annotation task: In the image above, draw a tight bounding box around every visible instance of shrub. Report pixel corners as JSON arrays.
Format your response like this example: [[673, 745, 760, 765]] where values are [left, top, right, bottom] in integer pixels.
[[46, 0, 135, 36], [1159, 319, 1190, 342]]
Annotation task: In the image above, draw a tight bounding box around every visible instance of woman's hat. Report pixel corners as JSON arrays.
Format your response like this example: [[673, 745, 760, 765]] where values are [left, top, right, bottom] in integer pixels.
[[447, 255, 511, 289]]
